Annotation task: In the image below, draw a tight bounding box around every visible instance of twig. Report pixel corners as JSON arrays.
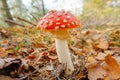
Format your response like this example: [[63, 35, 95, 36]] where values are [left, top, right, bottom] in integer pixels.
[[41, 0, 46, 15], [76, 56, 89, 79], [15, 68, 39, 80], [50, 60, 54, 71], [32, 51, 43, 66], [5, 19, 26, 27], [14, 16, 37, 26], [30, 13, 38, 21]]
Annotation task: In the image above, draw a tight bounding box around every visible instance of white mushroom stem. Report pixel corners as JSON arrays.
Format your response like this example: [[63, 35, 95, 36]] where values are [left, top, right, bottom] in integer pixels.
[[55, 38, 74, 74], [50, 29, 74, 74]]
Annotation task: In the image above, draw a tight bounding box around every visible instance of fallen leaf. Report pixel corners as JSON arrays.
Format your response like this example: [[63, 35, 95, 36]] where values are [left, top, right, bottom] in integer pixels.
[[1, 29, 7, 34], [103, 54, 120, 80], [87, 64, 106, 80], [48, 55, 58, 60], [0, 48, 8, 57], [96, 38, 109, 50], [95, 52, 106, 60], [33, 42, 45, 48], [16, 37, 23, 42], [91, 34, 102, 41], [104, 54, 120, 71], [0, 75, 14, 80], [77, 73, 86, 79], [53, 63, 66, 77], [104, 50, 114, 55], [21, 58, 30, 69], [28, 55, 35, 60], [85, 57, 98, 69], [110, 47, 120, 54], [83, 47, 96, 54], [0, 59, 5, 69], [70, 47, 85, 56], [48, 44, 56, 54]]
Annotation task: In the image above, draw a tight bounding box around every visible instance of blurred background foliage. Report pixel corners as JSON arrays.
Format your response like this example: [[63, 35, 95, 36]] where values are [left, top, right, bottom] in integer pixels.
[[80, 0, 120, 29], [0, 0, 120, 28]]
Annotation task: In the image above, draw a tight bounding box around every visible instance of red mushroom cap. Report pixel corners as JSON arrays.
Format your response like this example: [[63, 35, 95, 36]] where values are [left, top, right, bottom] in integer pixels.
[[37, 10, 80, 30]]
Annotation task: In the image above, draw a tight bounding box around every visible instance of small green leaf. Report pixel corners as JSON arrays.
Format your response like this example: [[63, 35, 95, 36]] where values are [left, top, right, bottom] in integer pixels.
[[15, 45, 20, 51], [70, 40, 74, 45]]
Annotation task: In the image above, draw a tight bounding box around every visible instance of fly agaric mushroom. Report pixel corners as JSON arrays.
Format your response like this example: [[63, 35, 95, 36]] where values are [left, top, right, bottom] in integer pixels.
[[37, 10, 80, 74]]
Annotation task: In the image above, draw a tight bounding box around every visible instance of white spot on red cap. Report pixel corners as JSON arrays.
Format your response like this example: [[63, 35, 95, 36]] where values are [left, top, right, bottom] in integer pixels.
[[67, 23, 70, 26], [56, 22, 60, 25], [72, 21, 75, 25], [61, 25, 65, 28], [63, 19, 67, 23], [40, 21, 43, 25], [43, 26, 47, 29], [55, 26, 59, 30], [49, 21, 53, 26], [57, 13, 62, 16], [50, 10, 56, 13], [66, 16, 70, 19], [45, 21, 49, 24], [49, 15, 54, 18], [56, 18, 60, 21]]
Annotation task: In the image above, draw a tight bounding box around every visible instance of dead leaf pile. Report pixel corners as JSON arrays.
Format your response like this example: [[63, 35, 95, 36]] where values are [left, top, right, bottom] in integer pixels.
[[0, 26, 120, 80], [86, 54, 120, 80]]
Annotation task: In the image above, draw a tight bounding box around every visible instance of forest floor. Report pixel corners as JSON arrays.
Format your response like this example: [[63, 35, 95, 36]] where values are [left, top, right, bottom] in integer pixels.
[[0, 26, 120, 80]]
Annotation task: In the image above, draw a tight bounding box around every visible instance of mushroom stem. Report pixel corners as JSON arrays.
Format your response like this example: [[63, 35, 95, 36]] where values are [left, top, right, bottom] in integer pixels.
[[55, 38, 74, 74]]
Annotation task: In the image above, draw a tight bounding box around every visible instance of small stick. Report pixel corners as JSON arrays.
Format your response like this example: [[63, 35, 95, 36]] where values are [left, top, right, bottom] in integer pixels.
[[14, 16, 37, 26], [30, 13, 38, 22], [5, 19, 26, 27]]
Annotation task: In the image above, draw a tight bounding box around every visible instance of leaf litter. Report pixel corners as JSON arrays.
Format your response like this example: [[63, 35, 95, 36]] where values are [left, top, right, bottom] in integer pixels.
[[0, 26, 120, 80]]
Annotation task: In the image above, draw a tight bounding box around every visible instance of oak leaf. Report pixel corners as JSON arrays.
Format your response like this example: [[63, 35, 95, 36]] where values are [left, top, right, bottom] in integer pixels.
[[97, 38, 109, 49], [103, 54, 120, 80]]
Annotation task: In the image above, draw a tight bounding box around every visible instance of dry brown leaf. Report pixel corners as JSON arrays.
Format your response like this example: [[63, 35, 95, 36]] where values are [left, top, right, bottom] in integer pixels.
[[53, 63, 66, 77], [1, 29, 7, 34], [16, 37, 23, 42], [96, 38, 109, 50], [92, 34, 102, 41], [70, 47, 85, 56], [95, 50, 114, 61], [48, 44, 56, 54], [48, 55, 58, 60], [83, 47, 96, 54], [110, 47, 120, 54], [0, 59, 5, 69], [81, 30, 92, 36], [77, 73, 86, 79], [86, 56, 108, 80], [87, 64, 106, 80], [33, 42, 45, 48], [21, 58, 30, 69], [103, 54, 120, 79], [95, 52, 106, 60], [104, 54, 120, 71], [0, 48, 8, 57], [104, 50, 114, 55], [86, 56, 98, 69], [8, 27, 23, 33], [0, 75, 14, 80]]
